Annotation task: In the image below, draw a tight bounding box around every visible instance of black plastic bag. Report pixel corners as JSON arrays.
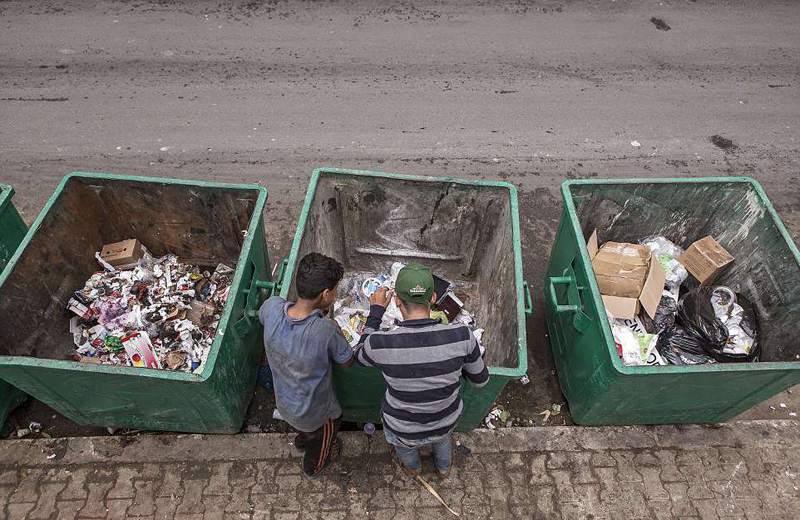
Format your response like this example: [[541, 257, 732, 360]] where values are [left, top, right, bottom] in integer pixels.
[[656, 326, 717, 365], [640, 296, 678, 334], [677, 287, 760, 363]]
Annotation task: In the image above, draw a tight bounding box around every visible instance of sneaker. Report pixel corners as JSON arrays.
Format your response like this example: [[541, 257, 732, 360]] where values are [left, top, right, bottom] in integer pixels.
[[305, 437, 343, 479], [329, 437, 343, 464]]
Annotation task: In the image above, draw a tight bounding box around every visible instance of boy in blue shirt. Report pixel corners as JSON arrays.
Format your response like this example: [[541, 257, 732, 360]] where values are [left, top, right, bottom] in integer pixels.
[[259, 253, 354, 477]]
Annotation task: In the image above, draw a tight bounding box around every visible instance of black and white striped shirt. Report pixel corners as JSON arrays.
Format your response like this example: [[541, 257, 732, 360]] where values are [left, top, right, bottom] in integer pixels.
[[355, 306, 489, 441]]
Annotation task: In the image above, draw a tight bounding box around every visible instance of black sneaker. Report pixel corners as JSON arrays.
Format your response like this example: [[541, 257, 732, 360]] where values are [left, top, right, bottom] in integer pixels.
[[305, 437, 343, 479]]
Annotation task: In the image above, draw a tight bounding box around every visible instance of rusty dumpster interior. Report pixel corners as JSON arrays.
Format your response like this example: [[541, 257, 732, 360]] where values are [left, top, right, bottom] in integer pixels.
[[0, 176, 259, 359], [289, 172, 520, 369], [570, 181, 800, 363]]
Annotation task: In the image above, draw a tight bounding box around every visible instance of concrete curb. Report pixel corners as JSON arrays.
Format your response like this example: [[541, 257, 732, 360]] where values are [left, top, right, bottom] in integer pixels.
[[0, 420, 795, 467]]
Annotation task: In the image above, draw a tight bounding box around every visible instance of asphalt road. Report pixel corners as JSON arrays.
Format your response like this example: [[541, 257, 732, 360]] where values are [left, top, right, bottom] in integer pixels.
[[1, 0, 798, 434]]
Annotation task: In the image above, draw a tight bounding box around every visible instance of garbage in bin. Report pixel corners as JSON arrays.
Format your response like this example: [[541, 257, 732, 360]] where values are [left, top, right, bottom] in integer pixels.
[[283, 168, 530, 431], [332, 263, 481, 348], [679, 236, 734, 285], [609, 311, 664, 366], [0, 173, 273, 433], [674, 286, 760, 362], [590, 229, 750, 366], [639, 235, 688, 288], [67, 246, 234, 373], [586, 229, 666, 320], [655, 325, 717, 365], [639, 294, 679, 334], [546, 177, 800, 426]]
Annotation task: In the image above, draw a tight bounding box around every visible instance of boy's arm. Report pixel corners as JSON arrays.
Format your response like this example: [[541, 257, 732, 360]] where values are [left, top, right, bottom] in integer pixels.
[[354, 288, 391, 367], [353, 303, 385, 367], [328, 322, 356, 369], [463, 332, 489, 388]]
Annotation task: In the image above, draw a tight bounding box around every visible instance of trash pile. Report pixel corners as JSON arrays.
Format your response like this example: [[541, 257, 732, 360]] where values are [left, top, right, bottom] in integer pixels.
[[332, 262, 484, 351], [588, 232, 760, 366], [67, 239, 233, 373]]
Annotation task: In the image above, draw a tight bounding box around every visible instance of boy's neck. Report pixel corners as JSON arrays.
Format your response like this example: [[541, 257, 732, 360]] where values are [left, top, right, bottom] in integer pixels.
[[403, 308, 432, 321], [288, 298, 322, 319]]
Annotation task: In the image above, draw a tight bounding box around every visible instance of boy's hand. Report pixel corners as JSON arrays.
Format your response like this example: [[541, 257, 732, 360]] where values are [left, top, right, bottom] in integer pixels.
[[369, 287, 393, 308]]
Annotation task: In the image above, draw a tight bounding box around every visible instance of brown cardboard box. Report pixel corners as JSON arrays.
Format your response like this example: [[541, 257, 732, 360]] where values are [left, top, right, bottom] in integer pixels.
[[100, 239, 144, 268], [591, 242, 650, 298], [679, 236, 733, 285], [587, 230, 666, 320]]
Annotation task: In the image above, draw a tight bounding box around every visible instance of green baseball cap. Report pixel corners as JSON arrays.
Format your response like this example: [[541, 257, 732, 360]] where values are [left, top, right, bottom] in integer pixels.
[[394, 262, 435, 305]]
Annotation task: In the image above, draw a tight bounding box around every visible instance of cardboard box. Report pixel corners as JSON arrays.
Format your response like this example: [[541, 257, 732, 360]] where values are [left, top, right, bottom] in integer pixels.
[[587, 230, 666, 320], [100, 239, 144, 268], [591, 242, 650, 298], [679, 236, 733, 285]]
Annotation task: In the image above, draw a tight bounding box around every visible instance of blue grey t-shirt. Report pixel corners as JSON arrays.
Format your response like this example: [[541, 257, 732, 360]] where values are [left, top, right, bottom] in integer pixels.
[[259, 296, 353, 432]]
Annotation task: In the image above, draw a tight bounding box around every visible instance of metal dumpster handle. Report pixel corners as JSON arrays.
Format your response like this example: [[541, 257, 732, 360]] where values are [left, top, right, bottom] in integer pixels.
[[548, 267, 591, 333], [234, 258, 289, 337], [523, 281, 533, 316], [271, 258, 289, 294], [548, 276, 579, 313]]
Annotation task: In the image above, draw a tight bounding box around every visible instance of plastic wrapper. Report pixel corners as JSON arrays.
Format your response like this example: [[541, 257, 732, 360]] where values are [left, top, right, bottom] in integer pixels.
[[346, 277, 370, 310], [334, 307, 368, 347], [639, 235, 688, 288], [710, 288, 760, 360], [610, 311, 661, 366]]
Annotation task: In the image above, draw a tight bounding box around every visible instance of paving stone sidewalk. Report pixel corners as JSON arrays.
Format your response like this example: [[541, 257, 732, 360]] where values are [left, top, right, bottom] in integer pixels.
[[0, 420, 798, 520]]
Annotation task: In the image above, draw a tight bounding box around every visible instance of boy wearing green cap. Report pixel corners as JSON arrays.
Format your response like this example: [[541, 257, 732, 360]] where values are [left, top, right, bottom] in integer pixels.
[[355, 262, 489, 479]]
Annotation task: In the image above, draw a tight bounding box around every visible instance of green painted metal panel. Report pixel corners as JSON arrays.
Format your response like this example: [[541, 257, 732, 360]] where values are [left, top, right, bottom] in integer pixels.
[[0, 184, 27, 271], [545, 176, 800, 425], [0, 173, 277, 433], [0, 184, 29, 428], [284, 167, 530, 431]]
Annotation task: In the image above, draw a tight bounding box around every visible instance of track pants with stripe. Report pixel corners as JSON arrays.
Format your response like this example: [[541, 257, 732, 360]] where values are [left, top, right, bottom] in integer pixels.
[[298, 415, 341, 476]]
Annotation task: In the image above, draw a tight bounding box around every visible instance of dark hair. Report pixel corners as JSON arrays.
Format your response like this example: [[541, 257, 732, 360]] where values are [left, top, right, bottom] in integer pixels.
[[295, 253, 344, 299]]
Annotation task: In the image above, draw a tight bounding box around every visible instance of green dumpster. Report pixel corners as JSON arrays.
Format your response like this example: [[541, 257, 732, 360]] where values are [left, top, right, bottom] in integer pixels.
[[0, 172, 280, 433], [0, 184, 29, 429], [545, 177, 800, 426], [282, 167, 531, 431]]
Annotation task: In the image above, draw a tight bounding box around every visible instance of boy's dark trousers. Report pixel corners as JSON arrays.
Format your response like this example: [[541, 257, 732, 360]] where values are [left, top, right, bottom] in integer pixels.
[[296, 415, 342, 476]]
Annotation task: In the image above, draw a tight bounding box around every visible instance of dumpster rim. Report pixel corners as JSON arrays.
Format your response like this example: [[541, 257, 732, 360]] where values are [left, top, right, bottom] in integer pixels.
[[280, 166, 528, 378], [0, 184, 14, 215], [0, 172, 269, 382], [560, 176, 800, 374]]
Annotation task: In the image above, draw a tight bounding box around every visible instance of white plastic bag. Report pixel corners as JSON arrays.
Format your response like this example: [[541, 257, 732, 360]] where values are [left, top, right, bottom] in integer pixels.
[[610, 313, 659, 366], [639, 235, 688, 288]]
